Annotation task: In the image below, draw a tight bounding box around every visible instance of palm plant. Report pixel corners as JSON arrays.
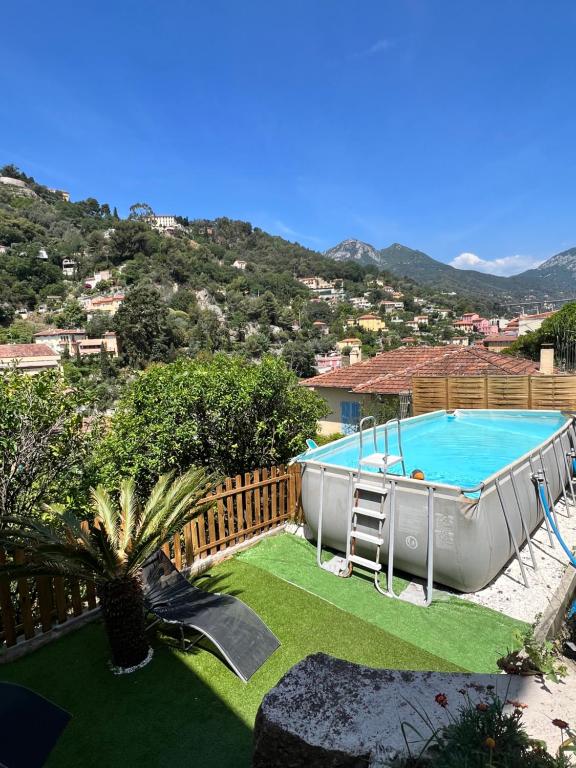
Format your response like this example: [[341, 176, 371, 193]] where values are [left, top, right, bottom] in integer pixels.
[[0, 467, 216, 671]]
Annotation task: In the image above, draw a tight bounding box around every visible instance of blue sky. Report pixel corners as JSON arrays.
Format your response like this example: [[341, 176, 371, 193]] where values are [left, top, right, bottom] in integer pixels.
[[1, 0, 576, 275]]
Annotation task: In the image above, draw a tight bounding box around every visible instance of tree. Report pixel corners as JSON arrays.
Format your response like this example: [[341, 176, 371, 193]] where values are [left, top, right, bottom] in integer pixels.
[[57, 299, 87, 328], [505, 302, 576, 361], [281, 340, 317, 378], [0, 304, 14, 327], [128, 202, 155, 221], [0, 468, 215, 671], [86, 311, 114, 338], [95, 355, 328, 491], [99, 344, 115, 379], [109, 220, 157, 264], [114, 285, 174, 367], [0, 370, 89, 524]]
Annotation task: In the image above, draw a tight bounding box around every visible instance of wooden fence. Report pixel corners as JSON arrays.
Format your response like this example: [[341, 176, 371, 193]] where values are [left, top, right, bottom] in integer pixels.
[[412, 375, 576, 415], [0, 464, 302, 652]]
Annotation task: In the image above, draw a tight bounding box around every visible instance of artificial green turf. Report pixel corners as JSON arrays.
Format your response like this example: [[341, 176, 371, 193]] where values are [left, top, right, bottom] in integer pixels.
[[0, 558, 459, 768], [238, 533, 527, 672]]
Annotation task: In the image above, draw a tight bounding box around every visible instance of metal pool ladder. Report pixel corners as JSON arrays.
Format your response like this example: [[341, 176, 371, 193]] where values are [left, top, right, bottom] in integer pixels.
[[343, 417, 434, 607], [357, 416, 406, 476]]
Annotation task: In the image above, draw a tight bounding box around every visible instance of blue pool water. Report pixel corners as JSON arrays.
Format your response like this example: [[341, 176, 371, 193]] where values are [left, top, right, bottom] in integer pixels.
[[304, 410, 568, 489]]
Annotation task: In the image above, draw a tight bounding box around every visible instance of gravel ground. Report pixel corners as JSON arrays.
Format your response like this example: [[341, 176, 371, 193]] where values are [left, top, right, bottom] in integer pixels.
[[460, 496, 576, 624]]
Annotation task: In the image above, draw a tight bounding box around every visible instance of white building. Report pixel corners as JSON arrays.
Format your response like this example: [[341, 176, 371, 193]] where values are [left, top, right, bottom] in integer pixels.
[[0, 343, 60, 373], [147, 215, 182, 232], [350, 297, 371, 310], [77, 332, 118, 358], [48, 188, 70, 201], [84, 269, 112, 290], [232, 259, 247, 270], [297, 276, 345, 303], [33, 328, 87, 354], [380, 300, 405, 313], [62, 258, 77, 277]]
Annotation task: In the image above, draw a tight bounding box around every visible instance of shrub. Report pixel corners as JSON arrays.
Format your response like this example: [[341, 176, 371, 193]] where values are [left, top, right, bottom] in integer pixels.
[[94, 355, 328, 491]]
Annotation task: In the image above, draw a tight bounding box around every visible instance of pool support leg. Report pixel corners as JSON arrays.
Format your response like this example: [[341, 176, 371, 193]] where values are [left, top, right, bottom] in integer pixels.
[[509, 470, 538, 572], [529, 455, 555, 548], [551, 438, 571, 518], [315, 466, 326, 569], [495, 477, 529, 588]]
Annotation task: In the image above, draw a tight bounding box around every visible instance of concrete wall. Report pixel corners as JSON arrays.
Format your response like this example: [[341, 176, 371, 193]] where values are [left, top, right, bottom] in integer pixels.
[[311, 386, 375, 435]]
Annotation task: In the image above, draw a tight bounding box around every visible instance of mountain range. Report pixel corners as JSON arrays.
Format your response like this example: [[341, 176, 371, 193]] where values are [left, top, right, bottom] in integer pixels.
[[324, 239, 576, 303]]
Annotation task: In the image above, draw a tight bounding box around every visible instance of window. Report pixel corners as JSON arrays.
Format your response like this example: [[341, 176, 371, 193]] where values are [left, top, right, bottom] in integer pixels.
[[341, 400, 361, 435]]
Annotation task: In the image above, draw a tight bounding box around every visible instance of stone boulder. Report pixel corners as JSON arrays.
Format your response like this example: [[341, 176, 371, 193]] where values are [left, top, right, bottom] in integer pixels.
[[253, 653, 518, 767]]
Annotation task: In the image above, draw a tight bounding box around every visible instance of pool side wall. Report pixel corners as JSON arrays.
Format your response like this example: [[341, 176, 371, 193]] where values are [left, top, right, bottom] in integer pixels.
[[300, 411, 573, 593]]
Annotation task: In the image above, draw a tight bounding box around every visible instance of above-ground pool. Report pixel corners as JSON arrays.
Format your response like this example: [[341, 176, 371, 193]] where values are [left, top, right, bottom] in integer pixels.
[[298, 410, 574, 593]]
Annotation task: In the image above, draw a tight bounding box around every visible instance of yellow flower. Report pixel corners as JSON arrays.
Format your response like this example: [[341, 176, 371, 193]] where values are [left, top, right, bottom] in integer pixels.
[[484, 737, 496, 750]]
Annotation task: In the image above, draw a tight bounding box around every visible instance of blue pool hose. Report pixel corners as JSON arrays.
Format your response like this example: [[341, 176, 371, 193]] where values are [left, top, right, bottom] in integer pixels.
[[536, 478, 576, 568]]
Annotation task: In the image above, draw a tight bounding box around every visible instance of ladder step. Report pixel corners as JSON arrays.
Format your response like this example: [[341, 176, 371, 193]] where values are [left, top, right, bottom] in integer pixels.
[[350, 530, 383, 545], [360, 453, 403, 469], [348, 554, 382, 571], [354, 481, 388, 495], [352, 506, 386, 520]]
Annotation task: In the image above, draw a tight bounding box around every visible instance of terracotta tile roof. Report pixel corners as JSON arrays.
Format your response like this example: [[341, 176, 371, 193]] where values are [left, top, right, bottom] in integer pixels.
[[302, 346, 450, 390], [481, 333, 518, 343], [302, 345, 542, 395], [0, 343, 58, 358], [90, 295, 124, 305], [33, 328, 85, 336], [506, 311, 555, 331]]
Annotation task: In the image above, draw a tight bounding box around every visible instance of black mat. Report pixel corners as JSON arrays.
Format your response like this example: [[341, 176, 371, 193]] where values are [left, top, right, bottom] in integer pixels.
[[0, 682, 70, 768]]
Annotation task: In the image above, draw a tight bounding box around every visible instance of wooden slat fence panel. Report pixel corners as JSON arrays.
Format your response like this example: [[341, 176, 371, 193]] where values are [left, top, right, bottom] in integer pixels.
[[413, 375, 576, 415], [530, 375, 576, 411], [0, 464, 303, 651], [486, 376, 530, 409], [412, 377, 449, 415], [447, 377, 487, 410]]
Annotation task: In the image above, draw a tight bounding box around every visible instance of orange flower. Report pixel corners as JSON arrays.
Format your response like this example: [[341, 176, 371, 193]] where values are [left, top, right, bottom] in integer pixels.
[[484, 737, 496, 750], [435, 693, 448, 708], [476, 702, 489, 712], [507, 699, 528, 709]]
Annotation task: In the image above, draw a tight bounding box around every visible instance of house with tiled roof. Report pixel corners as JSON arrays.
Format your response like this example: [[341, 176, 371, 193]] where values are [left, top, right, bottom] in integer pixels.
[[302, 345, 542, 434], [479, 332, 518, 352], [34, 328, 87, 354], [0, 344, 60, 374], [85, 294, 125, 319]]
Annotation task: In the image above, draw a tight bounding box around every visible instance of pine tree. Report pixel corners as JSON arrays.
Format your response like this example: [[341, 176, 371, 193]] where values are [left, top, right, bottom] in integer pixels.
[[113, 285, 174, 368]]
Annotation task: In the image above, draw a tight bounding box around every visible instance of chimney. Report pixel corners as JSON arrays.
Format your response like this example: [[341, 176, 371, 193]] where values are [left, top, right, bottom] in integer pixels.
[[349, 346, 362, 365], [539, 343, 554, 375]]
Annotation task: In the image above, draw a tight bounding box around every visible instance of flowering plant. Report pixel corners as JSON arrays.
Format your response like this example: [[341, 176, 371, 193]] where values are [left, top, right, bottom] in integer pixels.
[[389, 686, 573, 767]]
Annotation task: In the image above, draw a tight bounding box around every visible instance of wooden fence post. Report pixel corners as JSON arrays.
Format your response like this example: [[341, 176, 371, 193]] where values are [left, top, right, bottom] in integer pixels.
[[0, 548, 16, 647]]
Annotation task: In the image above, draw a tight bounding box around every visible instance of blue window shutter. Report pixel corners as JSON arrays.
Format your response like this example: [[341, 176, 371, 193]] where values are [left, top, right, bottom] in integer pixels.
[[341, 400, 361, 434]]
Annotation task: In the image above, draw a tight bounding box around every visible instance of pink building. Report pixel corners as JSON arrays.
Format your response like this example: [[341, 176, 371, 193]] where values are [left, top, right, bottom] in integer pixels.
[[453, 313, 497, 336], [314, 353, 343, 374]]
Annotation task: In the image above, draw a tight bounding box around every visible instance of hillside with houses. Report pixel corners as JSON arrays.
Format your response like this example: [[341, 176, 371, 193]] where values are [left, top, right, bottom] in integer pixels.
[[0, 163, 568, 413]]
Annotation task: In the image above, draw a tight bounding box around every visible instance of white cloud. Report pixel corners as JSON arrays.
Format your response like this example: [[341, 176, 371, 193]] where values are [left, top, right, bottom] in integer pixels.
[[449, 251, 544, 277], [352, 38, 393, 58], [273, 220, 325, 248]]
